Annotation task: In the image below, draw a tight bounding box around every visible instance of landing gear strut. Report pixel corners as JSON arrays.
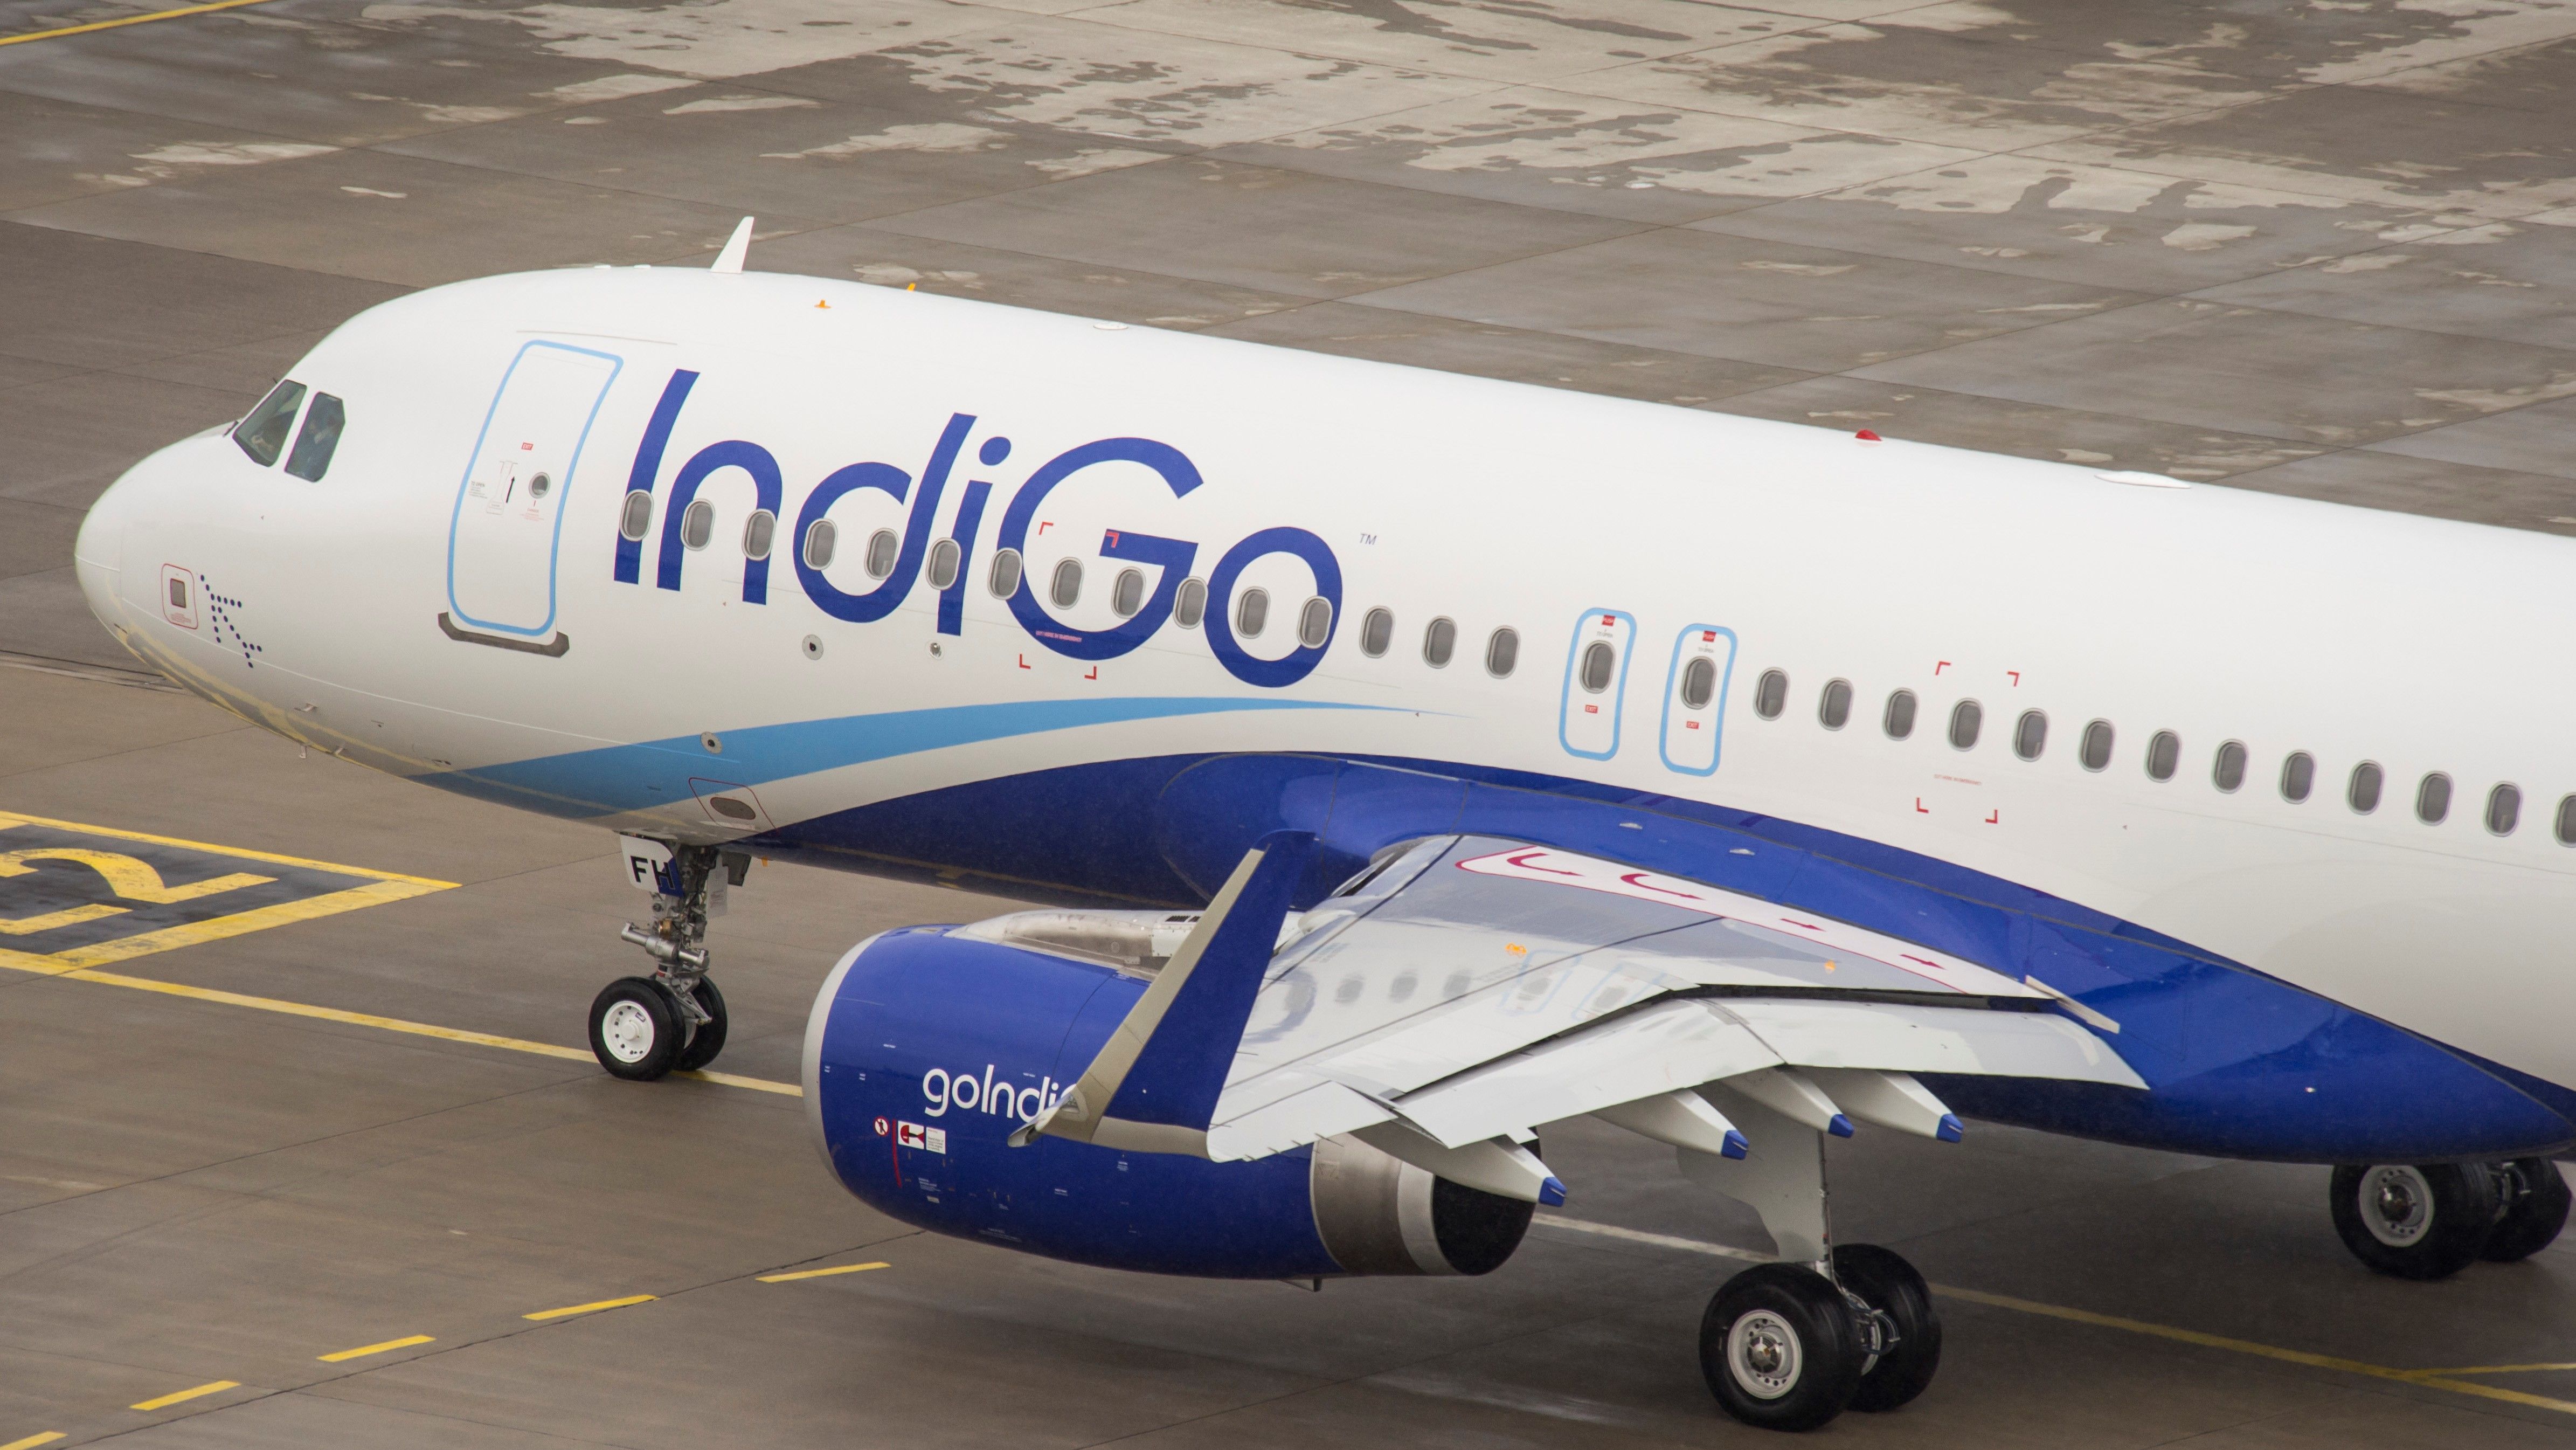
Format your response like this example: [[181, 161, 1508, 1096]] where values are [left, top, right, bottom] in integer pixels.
[[1682, 1075, 1943, 1432], [2329, 1158, 2570, 1279], [587, 843, 745, 1080]]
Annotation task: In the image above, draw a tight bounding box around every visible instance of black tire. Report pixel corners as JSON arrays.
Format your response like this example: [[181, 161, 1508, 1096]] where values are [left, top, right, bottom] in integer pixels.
[[588, 977, 683, 1081], [671, 978, 728, 1073], [2481, 1159, 2571, 1263], [2329, 1163, 2497, 1280], [1833, 1244, 1941, 1413], [1700, 1263, 1866, 1433]]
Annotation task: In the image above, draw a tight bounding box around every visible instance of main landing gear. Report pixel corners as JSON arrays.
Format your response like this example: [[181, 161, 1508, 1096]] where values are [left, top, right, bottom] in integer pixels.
[[1681, 1075, 1944, 1433], [587, 843, 746, 1081], [2329, 1158, 2570, 1280]]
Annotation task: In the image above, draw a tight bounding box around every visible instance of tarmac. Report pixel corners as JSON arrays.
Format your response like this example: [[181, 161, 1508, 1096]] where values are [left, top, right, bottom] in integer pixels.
[[4, 0, 2576, 1445]]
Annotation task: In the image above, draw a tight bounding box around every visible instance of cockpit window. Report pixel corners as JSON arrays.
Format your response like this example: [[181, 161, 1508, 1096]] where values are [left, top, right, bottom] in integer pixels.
[[283, 392, 345, 481], [233, 379, 306, 466]]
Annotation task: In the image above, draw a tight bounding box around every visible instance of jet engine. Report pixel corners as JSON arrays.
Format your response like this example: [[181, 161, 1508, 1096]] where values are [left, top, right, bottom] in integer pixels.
[[801, 914, 1534, 1278]]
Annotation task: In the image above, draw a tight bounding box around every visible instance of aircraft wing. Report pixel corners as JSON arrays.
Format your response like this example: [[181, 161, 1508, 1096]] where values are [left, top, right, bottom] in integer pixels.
[[1197, 834, 2142, 1165]]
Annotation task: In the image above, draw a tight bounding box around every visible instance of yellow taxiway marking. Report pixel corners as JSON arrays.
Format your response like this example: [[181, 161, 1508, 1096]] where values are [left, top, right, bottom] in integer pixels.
[[758, 1261, 889, 1283], [1533, 1214, 2576, 1418], [524, 1295, 656, 1322], [0, 0, 273, 49], [1, 1432, 66, 1449], [0, 812, 451, 885], [0, 847, 272, 904], [2416, 1362, 2576, 1377], [0, 813, 807, 1094], [129, 1380, 238, 1412], [317, 1334, 434, 1363]]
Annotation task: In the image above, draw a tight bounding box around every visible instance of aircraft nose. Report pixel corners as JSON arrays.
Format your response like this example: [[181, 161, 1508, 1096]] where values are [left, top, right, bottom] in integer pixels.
[[75, 464, 136, 637]]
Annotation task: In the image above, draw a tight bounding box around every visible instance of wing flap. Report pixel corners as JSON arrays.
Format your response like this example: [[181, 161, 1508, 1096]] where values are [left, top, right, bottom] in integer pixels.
[[1387, 999, 1780, 1149], [1720, 999, 2144, 1088]]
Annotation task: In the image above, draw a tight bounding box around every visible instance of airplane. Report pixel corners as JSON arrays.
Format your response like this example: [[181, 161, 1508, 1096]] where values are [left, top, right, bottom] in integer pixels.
[[68, 217, 2576, 1431]]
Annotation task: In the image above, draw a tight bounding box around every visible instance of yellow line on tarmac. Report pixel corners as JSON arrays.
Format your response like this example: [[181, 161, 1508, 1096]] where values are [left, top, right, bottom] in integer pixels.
[[2416, 1362, 2576, 1377], [2, 1432, 66, 1449], [0, 811, 453, 886], [524, 1295, 655, 1322], [1533, 1214, 2576, 1418], [129, 1380, 238, 1412], [317, 1334, 434, 1363], [0, 0, 272, 47], [759, 1261, 889, 1282]]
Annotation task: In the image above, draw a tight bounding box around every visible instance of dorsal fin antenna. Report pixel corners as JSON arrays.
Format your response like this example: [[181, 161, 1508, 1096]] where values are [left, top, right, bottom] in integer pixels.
[[711, 216, 753, 275]]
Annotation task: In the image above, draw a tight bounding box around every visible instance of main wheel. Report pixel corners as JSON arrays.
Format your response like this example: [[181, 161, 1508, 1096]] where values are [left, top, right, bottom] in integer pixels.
[[1832, 1244, 1941, 1412], [589, 977, 683, 1081], [2329, 1163, 2497, 1279], [672, 978, 729, 1073], [1700, 1263, 1866, 1433], [2481, 1159, 2571, 1263]]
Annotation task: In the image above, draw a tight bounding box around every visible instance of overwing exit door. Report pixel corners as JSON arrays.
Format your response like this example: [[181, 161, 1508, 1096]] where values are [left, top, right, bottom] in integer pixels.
[[1559, 609, 1634, 760], [446, 341, 622, 640]]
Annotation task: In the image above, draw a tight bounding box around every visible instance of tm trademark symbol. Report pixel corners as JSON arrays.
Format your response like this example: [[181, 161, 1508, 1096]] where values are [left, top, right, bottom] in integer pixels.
[[1359, 533, 1377, 545]]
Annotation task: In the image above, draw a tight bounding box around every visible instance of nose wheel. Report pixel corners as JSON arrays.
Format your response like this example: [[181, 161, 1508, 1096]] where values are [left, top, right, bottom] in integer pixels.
[[588, 842, 747, 1081]]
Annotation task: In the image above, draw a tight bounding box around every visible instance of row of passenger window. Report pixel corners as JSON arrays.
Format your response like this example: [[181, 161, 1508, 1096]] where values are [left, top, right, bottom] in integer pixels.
[[645, 501, 1539, 673], [1751, 668, 2574, 844]]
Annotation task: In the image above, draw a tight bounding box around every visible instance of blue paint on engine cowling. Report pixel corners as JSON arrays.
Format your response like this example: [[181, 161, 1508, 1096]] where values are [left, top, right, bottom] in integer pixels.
[[805, 926, 1342, 1279]]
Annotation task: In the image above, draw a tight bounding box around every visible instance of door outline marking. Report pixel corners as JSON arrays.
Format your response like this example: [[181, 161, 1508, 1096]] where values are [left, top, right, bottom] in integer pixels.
[[1556, 607, 1636, 762], [445, 340, 624, 639], [1658, 624, 1739, 776]]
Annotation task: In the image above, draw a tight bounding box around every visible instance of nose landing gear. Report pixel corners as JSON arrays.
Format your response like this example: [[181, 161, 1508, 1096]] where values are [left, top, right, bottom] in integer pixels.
[[2329, 1158, 2569, 1279], [587, 842, 745, 1081]]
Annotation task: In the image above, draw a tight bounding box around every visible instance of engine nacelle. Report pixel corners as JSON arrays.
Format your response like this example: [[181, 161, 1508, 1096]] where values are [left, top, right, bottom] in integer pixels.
[[801, 914, 1533, 1279]]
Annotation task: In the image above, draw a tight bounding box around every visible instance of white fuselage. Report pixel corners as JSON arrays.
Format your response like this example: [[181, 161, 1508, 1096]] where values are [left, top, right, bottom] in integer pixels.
[[73, 266, 2576, 1097]]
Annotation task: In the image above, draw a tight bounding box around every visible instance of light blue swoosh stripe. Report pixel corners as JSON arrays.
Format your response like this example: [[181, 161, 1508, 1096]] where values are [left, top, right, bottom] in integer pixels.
[[426, 695, 1394, 818]]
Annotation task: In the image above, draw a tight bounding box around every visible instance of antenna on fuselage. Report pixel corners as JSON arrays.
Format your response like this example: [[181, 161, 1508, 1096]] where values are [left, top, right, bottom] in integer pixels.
[[710, 216, 753, 274]]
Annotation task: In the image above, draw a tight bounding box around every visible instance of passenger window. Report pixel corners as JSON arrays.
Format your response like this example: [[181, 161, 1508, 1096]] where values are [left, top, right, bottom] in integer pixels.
[[2145, 730, 2179, 781], [681, 499, 715, 551], [1680, 657, 1716, 710], [1174, 576, 1206, 629], [2014, 710, 2046, 761], [2213, 741, 2247, 793], [282, 392, 344, 481], [1235, 586, 1268, 637], [621, 489, 655, 543], [742, 509, 775, 561], [1424, 617, 1457, 667], [865, 529, 900, 579], [1052, 558, 1083, 608], [2349, 761, 2383, 814], [1883, 689, 1917, 740], [1753, 670, 1787, 719], [925, 537, 961, 590], [1580, 641, 1615, 693], [233, 379, 306, 466], [2416, 772, 2451, 824], [1486, 627, 1518, 677], [2558, 795, 2576, 846], [1819, 679, 1852, 729], [2281, 751, 2314, 802], [2488, 783, 2522, 836], [988, 548, 1023, 598], [1299, 597, 1332, 649], [1112, 567, 1145, 618], [1360, 607, 1393, 658], [1949, 699, 1982, 750], [2080, 720, 2113, 771]]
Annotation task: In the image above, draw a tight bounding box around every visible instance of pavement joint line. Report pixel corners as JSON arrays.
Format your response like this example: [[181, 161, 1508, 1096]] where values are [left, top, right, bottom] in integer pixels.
[[758, 1261, 890, 1282], [317, 1334, 434, 1362], [0, 1433, 65, 1449], [129, 1380, 239, 1412], [0, 0, 271, 46], [524, 1295, 656, 1321], [1532, 1214, 2576, 1418]]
